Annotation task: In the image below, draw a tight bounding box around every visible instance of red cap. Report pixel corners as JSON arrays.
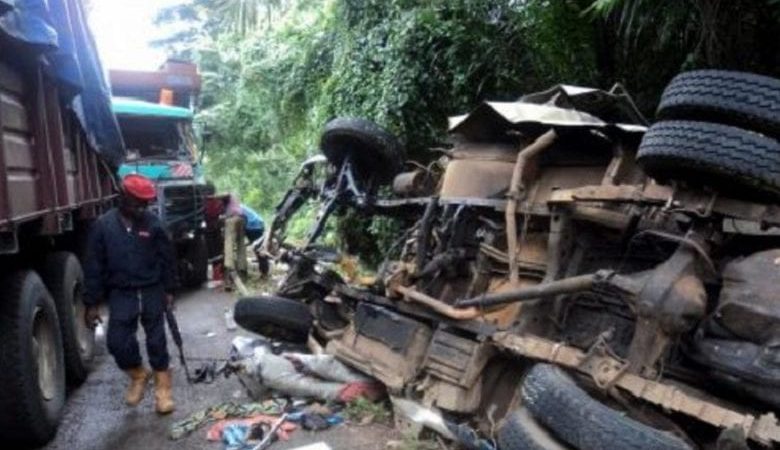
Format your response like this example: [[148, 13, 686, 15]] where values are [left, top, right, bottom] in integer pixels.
[[122, 174, 156, 201]]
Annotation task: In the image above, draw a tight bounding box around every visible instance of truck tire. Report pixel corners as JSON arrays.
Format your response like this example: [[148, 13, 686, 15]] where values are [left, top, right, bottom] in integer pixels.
[[498, 407, 570, 450], [320, 117, 405, 183], [656, 70, 780, 139], [182, 235, 208, 288], [522, 364, 691, 450], [0, 271, 66, 446], [637, 120, 780, 198], [39, 252, 94, 386], [234, 295, 313, 343]]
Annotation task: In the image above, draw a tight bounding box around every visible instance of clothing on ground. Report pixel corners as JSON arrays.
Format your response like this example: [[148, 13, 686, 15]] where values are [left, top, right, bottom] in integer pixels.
[[169, 401, 285, 440]]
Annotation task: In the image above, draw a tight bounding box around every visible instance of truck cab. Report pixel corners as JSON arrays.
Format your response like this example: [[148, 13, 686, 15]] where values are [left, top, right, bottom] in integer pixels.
[[113, 97, 211, 287]]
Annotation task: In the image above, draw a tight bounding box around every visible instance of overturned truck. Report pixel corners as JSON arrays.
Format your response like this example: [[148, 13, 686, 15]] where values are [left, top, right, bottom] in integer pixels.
[[240, 71, 780, 449]]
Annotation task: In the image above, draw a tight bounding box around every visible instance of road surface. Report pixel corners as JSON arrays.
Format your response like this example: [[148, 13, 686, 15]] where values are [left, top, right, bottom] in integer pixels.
[[43, 286, 398, 450]]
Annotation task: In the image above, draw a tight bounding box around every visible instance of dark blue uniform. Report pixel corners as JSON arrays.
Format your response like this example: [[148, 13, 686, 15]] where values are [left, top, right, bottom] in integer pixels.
[[85, 208, 176, 371]]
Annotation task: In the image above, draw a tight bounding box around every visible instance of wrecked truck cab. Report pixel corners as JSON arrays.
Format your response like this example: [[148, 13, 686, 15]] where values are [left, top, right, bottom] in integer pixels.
[[243, 75, 780, 449]]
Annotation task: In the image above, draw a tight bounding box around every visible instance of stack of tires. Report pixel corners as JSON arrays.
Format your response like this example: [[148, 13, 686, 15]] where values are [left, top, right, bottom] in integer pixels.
[[636, 70, 780, 199]]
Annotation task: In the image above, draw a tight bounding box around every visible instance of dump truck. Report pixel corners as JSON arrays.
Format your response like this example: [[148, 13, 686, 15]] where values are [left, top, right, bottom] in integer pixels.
[[0, 1, 124, 446], [112, 97, 211, 287], [237, 73, 780, 449]]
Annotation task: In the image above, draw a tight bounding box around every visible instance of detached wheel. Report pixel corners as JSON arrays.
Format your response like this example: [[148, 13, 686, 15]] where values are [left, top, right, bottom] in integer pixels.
[[40, 252, 95, 386], [320, 117, 405, 183], [521, 364, 691, 450], [657, 70, 780, 139], [498, 407, 570, 450], [234, 295, 313, 343], [637, 120, 780, 198], [0, 271, 66, 446]]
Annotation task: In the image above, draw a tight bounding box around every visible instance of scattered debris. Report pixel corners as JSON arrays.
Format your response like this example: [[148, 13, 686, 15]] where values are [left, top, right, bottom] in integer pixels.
[[170, 401, 284, 440]]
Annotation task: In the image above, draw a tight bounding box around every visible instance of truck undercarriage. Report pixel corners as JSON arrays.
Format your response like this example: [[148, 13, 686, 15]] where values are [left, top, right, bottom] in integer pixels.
[[240, 72, 780, 449]]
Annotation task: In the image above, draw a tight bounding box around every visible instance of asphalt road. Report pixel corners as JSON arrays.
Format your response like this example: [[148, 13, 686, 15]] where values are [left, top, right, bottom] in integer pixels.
[[43, 286, 398, 450]]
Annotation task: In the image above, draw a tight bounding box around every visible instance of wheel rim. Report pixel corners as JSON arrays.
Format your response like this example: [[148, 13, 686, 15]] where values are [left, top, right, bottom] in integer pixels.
[[72, 282, 95, 360], [32, 306, 58, 401]]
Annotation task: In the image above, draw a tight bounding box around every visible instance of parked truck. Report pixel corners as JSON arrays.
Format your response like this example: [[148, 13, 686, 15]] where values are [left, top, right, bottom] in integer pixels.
[[110, 62, 211, 287], [112, 97, 210, 287], [0, 1, 124, 446]]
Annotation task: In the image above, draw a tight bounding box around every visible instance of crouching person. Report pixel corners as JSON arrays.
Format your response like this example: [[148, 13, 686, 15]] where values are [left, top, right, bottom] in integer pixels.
[[84, 174, 177, 414]]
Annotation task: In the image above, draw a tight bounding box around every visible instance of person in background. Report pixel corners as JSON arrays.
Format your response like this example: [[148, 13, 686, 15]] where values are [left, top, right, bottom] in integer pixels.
[[240, 203, 265, 243], [223, 194, 247, 286], [83, 174, 177, 415]]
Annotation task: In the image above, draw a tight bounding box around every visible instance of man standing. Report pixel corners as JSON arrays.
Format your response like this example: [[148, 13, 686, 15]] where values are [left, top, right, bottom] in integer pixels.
[[84, 174, 177, 414]]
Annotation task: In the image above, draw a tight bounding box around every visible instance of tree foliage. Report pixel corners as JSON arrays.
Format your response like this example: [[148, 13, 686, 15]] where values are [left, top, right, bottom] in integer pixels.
[[154, 0, 780, 256]]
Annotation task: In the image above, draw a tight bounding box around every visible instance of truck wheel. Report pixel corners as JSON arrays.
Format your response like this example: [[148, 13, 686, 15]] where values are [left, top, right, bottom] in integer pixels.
[[0, 271, 66, 446], [521, 364, 691, 450], [234, 295, 313, 343], [320, 117, 405, 183], [656, 70, 780, 139], [40, 252, 95, 386], [182, 235, 208, 288], [498, 407, 570, 450], [637, 120, 780, 198]]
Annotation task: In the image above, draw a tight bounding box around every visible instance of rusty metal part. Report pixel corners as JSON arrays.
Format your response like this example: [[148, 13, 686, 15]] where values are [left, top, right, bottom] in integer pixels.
[[626, 231, 709, 375], [393, 284, 482, 320], [393, 169, 429, 196], [414, 196, 439, 276], [457, 272, 604, 308], [440, 159, 515, 199], [423, 330, 493, 389], [716, 249, 780, 344], [492, 332, 780, 446], [549, 184, 780, 228], [507, 130, 558, 284], [422, 376, 483, 413], [327, 304, 433, 391]]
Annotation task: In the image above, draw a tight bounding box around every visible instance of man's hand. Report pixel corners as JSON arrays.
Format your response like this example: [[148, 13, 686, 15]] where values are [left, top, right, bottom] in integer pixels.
[[165, 293, 175, 311], [84, 305, 101, 329]]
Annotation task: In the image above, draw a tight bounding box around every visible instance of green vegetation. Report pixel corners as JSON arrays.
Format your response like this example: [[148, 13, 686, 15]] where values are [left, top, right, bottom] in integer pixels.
[[155, 0, 780, 260], [344, 397, 392, 424]]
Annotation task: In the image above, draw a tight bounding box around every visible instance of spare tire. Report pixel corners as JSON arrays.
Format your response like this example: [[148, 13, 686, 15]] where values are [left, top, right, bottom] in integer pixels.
[[320, 117, 405, 183], [657, 70, 780, 139], [234, 295, 313, 343], [498, 407, 570, 450], [637, 120, 780, 198], [522, 364, 692, 450]]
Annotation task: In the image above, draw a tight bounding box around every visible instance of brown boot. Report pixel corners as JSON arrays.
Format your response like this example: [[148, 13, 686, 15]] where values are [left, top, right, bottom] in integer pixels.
[[125, 367, 151, 406], [153, 370, 175, 414]]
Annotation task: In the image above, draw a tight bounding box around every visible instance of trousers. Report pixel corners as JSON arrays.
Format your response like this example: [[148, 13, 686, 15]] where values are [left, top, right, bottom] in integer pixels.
[[106, 285, 170, 371]]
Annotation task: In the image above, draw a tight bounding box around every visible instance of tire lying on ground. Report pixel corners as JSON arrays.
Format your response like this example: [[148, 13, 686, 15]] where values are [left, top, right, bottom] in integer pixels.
[[320, 117, 405, 183], [0, 271, 66, 446], [656, 70, 780, 139], [637, 120, 780, 198], [498, 406, 570, 450], [39, 252, 95, 386], [234, 295, 313, 343], [521, 364, 692, 450]]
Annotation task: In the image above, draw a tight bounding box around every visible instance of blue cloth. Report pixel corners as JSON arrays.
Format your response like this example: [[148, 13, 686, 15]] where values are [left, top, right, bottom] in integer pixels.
[[84, 208, 176, 305], [106, 284, 169, 371], [240, 205, 265, 232], [0, 0, 125, 166]]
